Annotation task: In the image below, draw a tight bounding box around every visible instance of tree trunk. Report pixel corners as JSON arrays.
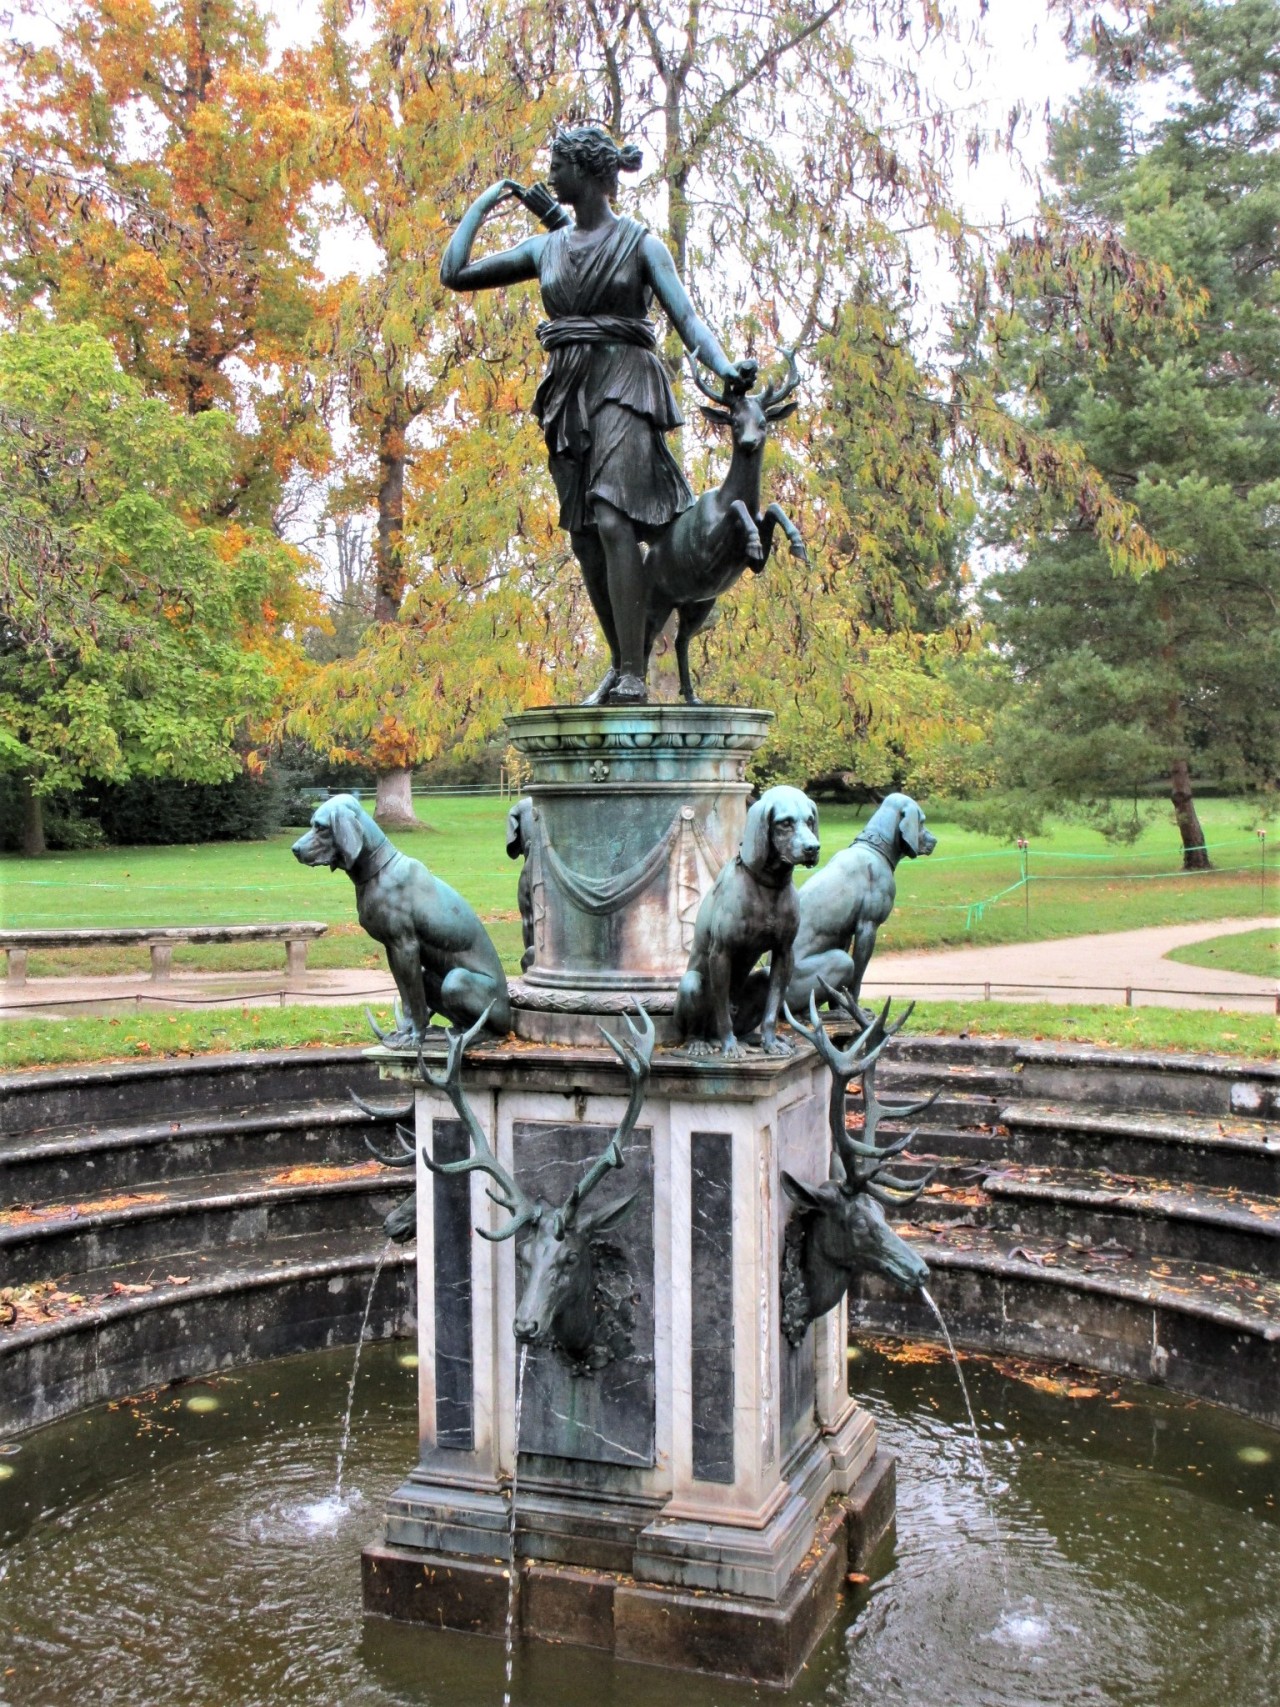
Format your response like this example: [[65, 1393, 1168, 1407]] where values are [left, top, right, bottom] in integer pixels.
[[374, 417, 407, 622], [20, 776, 46, 857], [1170, 757, 1210, 870], [374, 767, 419, 830], [372, 414, 412, 820]]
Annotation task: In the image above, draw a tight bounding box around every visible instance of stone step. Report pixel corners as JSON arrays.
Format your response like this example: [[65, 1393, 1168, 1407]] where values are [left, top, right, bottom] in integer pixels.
[[0, 1047, 386, 1138], [0, 1159, 410, 1288], [852, 1223, 1280, 1425], [999, 1101, 1280, 1192], [1012, 1043, 1280, 1121], [0, 1097, 406, 1206], [849, 1088, 1007, 1133], [919, 1164, 1280, 1277], [0, 1227, 416, 1436]]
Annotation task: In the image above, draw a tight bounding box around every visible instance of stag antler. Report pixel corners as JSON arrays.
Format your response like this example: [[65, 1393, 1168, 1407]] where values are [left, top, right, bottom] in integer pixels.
[[759, 348, 802, 417], [348, 1089, 417, 1167], [687, 355, 730, 406], [555, 1004, 656, 1235], [418, 1005, 538, 1243], [785, 987, 937, 1204]]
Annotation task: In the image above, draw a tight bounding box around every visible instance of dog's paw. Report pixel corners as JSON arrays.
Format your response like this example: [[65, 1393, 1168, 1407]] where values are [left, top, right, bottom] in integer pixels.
[[681, 1038, 720, 1058], [383, 1027, 421, 1050], [760, 1035, 795, 1057], [721, 1036, 747, 1061]]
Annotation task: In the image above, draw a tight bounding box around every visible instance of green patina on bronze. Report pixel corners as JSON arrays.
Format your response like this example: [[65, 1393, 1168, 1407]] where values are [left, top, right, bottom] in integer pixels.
[[505, 703, 772, 991]]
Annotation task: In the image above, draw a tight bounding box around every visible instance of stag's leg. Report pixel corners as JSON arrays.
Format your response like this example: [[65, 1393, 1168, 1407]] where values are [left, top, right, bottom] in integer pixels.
[[571, 528, 621, 706], [729, 499, 764, 565], [594, 500, 648, 702], [675, 600, 716, 704], [756, 503, 809, 568]]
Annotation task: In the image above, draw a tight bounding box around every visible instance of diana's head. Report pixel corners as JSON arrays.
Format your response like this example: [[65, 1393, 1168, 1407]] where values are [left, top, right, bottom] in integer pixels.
[[549, 126, 642, 202]]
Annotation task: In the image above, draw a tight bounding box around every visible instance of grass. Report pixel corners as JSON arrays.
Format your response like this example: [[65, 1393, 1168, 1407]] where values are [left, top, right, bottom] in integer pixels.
[[3, 998, 1274, 1073], [1, 795, 1273, 974], [1166, 927, 1278, 981]]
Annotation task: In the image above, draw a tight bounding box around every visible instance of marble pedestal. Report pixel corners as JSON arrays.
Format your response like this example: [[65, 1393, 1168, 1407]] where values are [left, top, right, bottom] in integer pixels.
[[503, 704, 771, 1043], [361, 1034, 895, 1685]]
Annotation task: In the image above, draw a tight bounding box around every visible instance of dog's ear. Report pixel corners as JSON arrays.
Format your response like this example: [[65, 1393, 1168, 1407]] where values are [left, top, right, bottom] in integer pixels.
[[740, 794, 772, 876], [330, 800, 366, 871], [506, 804, 524, 859], [899, 799, 922, 857]]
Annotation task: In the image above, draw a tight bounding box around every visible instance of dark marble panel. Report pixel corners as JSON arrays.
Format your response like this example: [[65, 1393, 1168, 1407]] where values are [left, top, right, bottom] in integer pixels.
[[513, 1121, 654, 1469], [690, 1130, 734, 1484], [432, 1117, 473, 1450], [780, 1319, 814, 1459]]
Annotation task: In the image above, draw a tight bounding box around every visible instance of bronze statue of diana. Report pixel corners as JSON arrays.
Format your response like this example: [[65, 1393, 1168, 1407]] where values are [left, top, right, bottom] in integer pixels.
[[440, 125, 757, 707]]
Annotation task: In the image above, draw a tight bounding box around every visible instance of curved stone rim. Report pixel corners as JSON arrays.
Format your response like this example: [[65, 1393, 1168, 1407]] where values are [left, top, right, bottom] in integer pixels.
[[505, 704, 774, 756], [508, 977, 679, 1015]]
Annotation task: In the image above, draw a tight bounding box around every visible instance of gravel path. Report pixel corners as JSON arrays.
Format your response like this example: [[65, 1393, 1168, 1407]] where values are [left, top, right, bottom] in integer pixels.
[[2, 919, 1275, 1020], [862, 915, 1278, 1012]]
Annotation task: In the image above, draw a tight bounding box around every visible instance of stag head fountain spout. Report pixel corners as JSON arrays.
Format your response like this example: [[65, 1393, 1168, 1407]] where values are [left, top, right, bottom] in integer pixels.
[[779, 986, 938, 1346], [415, 1004, 656, 1373]]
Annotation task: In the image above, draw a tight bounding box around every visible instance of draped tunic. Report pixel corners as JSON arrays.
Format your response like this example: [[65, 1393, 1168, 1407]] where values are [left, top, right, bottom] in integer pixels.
[[533, 216, 693, 536]]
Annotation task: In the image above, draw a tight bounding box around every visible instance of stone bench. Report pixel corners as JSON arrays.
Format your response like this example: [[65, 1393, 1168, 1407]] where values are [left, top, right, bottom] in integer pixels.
[[0, 923, 328, 986]]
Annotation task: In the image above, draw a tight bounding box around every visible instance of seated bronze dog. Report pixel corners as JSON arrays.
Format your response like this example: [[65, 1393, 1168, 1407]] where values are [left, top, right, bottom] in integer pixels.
[[292, 794, 511, 1045], [674, 785, 820, 1059], [786, 791, 936, 1013]]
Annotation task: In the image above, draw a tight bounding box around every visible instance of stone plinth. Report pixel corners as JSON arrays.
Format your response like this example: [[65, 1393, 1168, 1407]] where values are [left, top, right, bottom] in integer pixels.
[[504, 707, 771, 1030], [361, 1033, 894, 1684]]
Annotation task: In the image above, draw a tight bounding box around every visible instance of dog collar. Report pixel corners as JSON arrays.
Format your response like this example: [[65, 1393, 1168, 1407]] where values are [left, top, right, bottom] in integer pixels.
[[353, 841, 400, 884], [854, 828, 897, 863], [736, 853, 793, 891]]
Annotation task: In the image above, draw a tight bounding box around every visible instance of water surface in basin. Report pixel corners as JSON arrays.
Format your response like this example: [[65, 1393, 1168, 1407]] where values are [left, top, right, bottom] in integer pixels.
[[0, 1339, 1276, 1706]]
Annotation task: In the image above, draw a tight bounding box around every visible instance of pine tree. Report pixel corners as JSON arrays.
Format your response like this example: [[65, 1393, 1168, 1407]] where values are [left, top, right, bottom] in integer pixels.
[[981, 0, 1280, 865]]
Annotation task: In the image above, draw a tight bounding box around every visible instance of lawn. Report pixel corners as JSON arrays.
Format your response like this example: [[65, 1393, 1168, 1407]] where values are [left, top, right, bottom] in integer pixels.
[[1, 794, 1272, 978], [2, 999, 1274, 1072], [1166, 927, 1278, 980]]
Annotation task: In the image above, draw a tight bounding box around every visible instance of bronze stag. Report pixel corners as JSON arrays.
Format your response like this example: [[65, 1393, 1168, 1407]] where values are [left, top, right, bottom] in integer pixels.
[[643, 352, 808, 704], [417, 1004, 655, 1373], [779, 990, 938, 1346]]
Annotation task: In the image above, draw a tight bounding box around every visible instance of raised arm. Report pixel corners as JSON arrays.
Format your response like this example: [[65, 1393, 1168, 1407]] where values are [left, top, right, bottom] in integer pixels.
[[440, 180, 545, 292], [641, 233, 757, 389]]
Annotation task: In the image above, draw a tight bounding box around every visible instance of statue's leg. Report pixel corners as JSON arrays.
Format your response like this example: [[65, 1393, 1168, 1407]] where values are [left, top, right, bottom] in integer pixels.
[[790, 948, 857, 1012], [571, 528, 621, 705], [594, 500, 648, 702], [439, 966, 513, 1034], [849, 920, 879, 1005], [675, 600, 715, 703]]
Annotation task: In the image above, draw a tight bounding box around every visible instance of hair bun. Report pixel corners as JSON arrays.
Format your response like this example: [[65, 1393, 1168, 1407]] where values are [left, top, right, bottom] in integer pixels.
[[617, 142, 643, 173]]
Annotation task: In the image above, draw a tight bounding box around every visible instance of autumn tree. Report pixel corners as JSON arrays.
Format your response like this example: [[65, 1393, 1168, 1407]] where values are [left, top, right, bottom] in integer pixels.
[[0, 0, 326, 519], [0, 319, 312, 855], [285, 0, 584, 824], [978, 0, 1280, 865]]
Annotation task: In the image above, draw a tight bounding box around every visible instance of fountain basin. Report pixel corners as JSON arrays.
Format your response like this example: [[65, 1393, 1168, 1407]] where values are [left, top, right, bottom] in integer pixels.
[[2, 1339, 1277, 1705]]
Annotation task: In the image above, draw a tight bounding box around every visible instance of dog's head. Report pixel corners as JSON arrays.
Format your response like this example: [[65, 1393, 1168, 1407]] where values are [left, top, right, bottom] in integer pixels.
[[878, 793, 937, 860], [741, 786, 820, 882], [506, 797, 534, 861], [291, 793, 376, 873]]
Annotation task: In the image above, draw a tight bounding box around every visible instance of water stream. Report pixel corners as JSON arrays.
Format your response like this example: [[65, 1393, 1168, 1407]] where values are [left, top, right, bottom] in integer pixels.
[[333, 1239, 392, 1508], [503, 1344, 529, 1707], [920, 1286, 1007, 1570]]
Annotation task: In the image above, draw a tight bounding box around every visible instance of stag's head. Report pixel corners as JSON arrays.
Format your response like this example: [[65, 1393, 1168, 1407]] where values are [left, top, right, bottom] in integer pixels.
[[690, 350, 802, 457], [781, 991, 936, 1324], [419, 1005, 655, 1368]]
